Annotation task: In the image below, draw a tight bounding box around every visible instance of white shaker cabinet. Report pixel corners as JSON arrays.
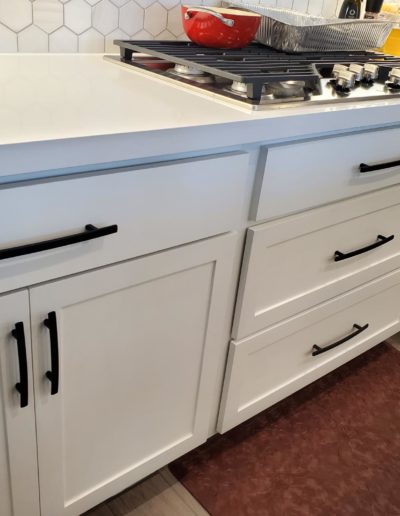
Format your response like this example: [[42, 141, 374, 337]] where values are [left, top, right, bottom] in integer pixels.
[[0, 291, 40, 516], [29, 233, 240, 516]]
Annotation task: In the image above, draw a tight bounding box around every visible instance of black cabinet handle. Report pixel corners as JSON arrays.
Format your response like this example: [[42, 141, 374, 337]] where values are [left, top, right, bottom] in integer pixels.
[[334, 234, 394, 262], [11, 322, 29, 408], [360, 159, 400, 173], [0, 224, 118, 261], [312, 323, 369, 356], [44, 312, 59, 396]]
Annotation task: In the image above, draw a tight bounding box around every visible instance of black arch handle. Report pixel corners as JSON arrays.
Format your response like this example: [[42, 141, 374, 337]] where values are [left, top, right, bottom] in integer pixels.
[[334, 234, 394, 262], [11, 322, 29, 408], [312, 323, 369, 356], [360, 159, 400, 173], [44, 312, 59, 396], [0, 224, 118, 261]]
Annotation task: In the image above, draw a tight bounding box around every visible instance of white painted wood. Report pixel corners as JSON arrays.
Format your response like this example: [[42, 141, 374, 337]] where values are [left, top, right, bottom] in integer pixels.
[[256, 127, 400, 221], [0, 290, 40, 516], [30, 233, 240, 516], [0, 152, 250, 294], [234, 184, 400, 339], [219, 267, 400, 433]]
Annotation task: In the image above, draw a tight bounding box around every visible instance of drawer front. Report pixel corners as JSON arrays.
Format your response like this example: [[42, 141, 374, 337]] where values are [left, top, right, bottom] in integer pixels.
[[219, 269, 400, 433], [234, 185, 400, 339], [0, 152, 249, 293], [255, 127, 400, 221]]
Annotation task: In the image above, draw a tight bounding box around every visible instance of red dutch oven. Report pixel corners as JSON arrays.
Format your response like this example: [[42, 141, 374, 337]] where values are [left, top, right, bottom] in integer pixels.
[[181, 6, 261, 49]]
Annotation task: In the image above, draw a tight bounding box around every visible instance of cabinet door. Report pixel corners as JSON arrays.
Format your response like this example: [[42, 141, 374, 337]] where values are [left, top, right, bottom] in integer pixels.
[[30, 233, 240, 516], [0, 291, 40, 516]]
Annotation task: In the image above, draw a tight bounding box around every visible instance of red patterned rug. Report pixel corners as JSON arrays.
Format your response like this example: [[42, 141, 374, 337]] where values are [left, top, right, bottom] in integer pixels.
[[169, 343, 400, 516]]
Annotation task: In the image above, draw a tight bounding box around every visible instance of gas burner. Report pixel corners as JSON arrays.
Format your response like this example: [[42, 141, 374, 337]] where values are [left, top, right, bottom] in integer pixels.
[[264, 81, 307, 99], [111, 41, 400, 110], [229, 80, 307, 100], [230, 80, 250, 94], [229, 81, 268, 96], [226, 80, 309, 103], [167, 64, 215, 84], [174, 64, 205, 76]]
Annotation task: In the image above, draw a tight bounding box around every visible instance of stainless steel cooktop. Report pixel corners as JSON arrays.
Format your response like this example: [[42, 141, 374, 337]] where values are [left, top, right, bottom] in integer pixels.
[[107, 40, 400, 110]]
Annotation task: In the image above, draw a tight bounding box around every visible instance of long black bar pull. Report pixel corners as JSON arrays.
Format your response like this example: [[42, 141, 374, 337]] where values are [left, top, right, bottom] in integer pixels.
[[334, 234, 394, 262], [360, 159, 400, 173], [11, 322, 29, 408], [312, 323, 369, 356], [0, 223, 118, 261], [44, 311, 59, 396]]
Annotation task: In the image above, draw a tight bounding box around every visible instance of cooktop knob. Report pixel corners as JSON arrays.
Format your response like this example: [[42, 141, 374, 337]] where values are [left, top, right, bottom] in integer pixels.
[[363, 63, 379, 82], [387, 67, 400, 89], [336, 69, 356, 92], [349, 64, 364, 81], [332, 64, 348, 78]]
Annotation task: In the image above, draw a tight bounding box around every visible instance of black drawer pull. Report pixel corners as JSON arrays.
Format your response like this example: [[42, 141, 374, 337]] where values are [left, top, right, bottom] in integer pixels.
[[312, 323, 369, 357], [360, 159, 400, 173], [11, 322, 29, 408], [334, 234, 394, 262], [0, 224, 118, 261], [44, 312, 59, 396]]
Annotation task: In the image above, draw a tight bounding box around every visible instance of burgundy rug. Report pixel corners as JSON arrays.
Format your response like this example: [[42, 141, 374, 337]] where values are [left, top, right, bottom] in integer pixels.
[[170, 343, 400, 516]]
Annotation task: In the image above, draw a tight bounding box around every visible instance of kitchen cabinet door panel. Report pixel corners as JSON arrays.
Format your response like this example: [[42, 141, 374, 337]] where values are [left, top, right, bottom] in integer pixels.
[[0, 291, 40, 516], [30, 233, 240, 516]]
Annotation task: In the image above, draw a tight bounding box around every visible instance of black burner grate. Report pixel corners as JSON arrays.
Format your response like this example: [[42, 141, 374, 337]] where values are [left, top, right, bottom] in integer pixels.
[[115, 40, 400, 101]]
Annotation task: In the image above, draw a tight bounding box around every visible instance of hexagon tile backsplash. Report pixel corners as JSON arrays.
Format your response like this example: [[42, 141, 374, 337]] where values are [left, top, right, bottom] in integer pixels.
[[0, 0, 340, 53]]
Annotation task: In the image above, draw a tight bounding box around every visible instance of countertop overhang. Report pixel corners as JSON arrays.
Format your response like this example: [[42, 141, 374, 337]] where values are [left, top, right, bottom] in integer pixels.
[[1, 53, 400, 180]]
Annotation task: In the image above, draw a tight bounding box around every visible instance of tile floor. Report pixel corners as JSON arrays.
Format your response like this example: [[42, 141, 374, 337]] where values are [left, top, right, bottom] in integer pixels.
[[84, 468, 209, 516]]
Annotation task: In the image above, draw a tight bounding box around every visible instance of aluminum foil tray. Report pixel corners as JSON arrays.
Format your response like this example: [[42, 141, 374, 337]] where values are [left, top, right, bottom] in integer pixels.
[[227, 3, 394, 52]]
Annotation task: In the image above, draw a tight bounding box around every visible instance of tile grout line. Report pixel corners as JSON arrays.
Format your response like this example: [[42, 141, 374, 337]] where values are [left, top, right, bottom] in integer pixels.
[[160, 467, 211, 516]]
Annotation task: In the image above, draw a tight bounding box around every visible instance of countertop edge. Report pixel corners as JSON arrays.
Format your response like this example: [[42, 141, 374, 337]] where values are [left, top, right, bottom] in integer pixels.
[[2, 100, 400, 179]]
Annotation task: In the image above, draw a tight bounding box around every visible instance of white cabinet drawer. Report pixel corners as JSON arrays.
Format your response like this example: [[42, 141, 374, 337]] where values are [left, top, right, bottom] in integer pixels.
[[234, 185, 400, 339], [255, 127, 400, 221], [0, 152, 249, 293], [219, 268, 400, 433]]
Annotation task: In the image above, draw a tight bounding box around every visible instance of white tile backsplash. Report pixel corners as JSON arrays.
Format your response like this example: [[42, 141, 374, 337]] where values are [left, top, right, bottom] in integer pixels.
[[167, 4, 184, 35], [33, 0, 64, 32], [49, 25, 78, 51], [0, 0, 341, 52], [64, 0, 92, 34], [0, 0, 32, 32], [119, 1, 145, 36], [105, 27, 129, 51], [144, 2, 167, 35], [92, 0, 119, 34], [292, 0, 308, 11], [18, 25, 49, 51], [79, 27, 105, 50], [0, 22, 17, 51]]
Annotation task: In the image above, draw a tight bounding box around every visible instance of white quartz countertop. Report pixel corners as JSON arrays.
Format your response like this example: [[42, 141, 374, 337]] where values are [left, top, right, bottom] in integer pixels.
[[1, 53, 400, 179]]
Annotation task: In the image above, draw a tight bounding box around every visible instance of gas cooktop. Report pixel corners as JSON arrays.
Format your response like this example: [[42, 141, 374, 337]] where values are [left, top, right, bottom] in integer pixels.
[[108, 40, 400, 110]]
